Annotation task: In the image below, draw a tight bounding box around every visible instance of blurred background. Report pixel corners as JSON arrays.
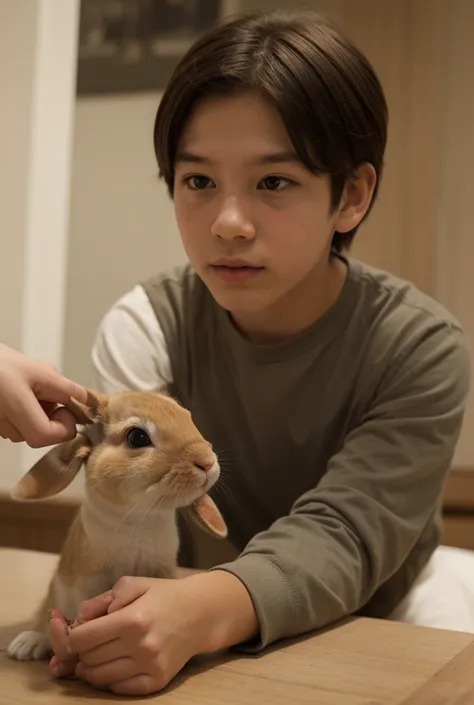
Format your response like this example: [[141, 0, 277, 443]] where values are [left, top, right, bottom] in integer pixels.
[[1, 0, 473, 502]]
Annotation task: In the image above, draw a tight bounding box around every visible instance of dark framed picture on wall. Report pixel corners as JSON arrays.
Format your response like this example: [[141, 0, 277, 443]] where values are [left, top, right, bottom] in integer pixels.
[[76, 0, 240, 95]]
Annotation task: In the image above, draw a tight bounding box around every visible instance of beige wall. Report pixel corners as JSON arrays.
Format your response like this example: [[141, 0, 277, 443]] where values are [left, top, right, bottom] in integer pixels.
[[63, 93, 185, 386], [0, 0, 80, 489], [435, 1, 474, 465], [0, 1, 36, 349], [63, 1, 474, 465], [0, 2, 38, 483]]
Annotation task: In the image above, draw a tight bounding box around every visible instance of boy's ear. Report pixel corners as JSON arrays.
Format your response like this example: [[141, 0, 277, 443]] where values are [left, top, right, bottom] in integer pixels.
[[11, 433, 93, 501], [185, 494, 228, 539], [333, 162, 377, 233]]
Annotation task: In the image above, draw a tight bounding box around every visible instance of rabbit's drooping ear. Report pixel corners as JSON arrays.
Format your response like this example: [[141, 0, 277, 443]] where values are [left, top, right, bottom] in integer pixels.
[[186, 494, 228, 539], [11, 433, 93, 501], [11, 388, 109, 500]]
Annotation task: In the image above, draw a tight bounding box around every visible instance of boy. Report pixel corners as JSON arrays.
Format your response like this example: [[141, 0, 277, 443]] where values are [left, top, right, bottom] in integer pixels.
[[0, 10, 471, 697]]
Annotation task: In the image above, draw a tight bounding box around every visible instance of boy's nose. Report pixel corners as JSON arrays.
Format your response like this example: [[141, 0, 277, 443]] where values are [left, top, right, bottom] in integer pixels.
[[211, 197, 256, 241]]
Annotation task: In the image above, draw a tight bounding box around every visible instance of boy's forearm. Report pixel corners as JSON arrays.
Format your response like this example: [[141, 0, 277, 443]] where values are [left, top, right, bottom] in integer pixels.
[[184, 570, 259, 653]]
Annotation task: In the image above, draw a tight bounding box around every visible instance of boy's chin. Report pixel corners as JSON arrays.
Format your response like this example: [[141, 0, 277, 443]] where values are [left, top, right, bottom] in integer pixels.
[[205, 284, 268, 315]]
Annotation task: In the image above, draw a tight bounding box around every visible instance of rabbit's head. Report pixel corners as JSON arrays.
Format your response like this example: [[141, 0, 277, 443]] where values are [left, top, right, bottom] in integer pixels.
[[11, 389, 227, 538]]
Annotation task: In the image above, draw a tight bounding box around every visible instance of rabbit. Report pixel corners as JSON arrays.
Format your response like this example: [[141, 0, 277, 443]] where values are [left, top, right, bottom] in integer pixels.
[[7, 388, 227, 662]]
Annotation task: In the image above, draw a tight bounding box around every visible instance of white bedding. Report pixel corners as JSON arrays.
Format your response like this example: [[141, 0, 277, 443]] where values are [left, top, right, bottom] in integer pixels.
[[390, 545, 474, 633]]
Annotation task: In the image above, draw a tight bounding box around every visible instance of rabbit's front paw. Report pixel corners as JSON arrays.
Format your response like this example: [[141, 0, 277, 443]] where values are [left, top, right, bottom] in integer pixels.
[[7, 630, 52, 661]]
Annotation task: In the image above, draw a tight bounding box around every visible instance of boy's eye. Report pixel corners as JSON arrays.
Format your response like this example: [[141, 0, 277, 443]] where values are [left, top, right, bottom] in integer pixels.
[[258, 176, 293, 191], [185, 175, 214, 190]]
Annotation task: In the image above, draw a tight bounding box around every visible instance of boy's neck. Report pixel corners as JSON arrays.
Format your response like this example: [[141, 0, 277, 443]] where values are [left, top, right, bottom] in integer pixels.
[[230, 254, 347, 345]]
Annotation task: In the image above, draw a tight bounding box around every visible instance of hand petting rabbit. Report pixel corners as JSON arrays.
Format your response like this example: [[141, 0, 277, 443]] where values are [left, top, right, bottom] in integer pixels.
[[7, 388, 227, 662]]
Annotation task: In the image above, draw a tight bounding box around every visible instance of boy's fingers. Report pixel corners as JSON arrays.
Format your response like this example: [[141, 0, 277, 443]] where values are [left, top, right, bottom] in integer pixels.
[[108, 577, 152, 613], [68, 614, 123, 654], [68, 584, 139, 654], [49, 610, 78, 679], [110, 674, 156, 696], [76, 591, 114, 623], [48, 614, 71, 661], [51, 655, 78, 679]]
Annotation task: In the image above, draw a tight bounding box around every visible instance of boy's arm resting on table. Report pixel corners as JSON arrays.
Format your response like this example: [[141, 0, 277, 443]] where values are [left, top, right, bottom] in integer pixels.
[[90, 300, 470, 654], [209, 322, 471, 652]]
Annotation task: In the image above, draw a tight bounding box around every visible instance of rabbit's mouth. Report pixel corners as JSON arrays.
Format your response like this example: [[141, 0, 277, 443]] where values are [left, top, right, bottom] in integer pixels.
[[149, 483, 212, 509], [142, 464, 219, 509]]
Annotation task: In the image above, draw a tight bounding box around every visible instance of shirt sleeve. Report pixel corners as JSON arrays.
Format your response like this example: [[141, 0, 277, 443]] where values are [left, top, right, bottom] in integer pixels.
[[212, 321, 471, 651], [91, 284, 173, 394]]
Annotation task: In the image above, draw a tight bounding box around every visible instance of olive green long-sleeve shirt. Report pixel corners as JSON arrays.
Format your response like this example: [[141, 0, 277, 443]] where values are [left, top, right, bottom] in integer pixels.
[[93, 255, 470, 651]]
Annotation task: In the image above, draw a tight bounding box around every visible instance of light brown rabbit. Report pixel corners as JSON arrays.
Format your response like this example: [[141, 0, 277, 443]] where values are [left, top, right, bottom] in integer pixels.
[[7, 389, 227, 661]]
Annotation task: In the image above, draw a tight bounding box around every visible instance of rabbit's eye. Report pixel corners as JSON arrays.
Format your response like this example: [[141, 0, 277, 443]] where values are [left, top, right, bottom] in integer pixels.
[[126, 427, 153, 449]]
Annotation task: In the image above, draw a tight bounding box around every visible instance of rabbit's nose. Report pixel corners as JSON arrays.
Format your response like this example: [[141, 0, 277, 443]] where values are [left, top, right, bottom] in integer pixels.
[[194, 461, 214, 473]]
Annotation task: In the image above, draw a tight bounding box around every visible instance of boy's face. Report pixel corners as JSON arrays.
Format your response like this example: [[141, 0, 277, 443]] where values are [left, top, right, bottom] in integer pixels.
[[173, 91, 373, 339]]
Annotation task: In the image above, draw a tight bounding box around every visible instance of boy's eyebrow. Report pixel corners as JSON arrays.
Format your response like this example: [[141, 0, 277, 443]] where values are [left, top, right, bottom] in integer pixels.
[[255, 151, 302, 165], [174, 150, 303, 166]]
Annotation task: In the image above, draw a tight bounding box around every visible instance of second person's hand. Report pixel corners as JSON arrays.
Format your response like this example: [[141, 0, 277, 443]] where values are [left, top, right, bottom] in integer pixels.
[[0, 343, 88, 448]]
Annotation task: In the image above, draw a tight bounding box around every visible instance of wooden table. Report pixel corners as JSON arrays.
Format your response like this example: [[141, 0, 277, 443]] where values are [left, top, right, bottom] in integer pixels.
[[1, 548, 474, 704]]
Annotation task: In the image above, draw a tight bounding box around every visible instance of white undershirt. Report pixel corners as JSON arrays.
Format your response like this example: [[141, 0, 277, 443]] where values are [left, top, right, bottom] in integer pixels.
[[91, 284, 173, 395]]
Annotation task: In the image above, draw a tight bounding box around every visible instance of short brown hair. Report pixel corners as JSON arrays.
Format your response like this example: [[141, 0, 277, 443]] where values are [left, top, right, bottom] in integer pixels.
[[154, 10, 388, 252]]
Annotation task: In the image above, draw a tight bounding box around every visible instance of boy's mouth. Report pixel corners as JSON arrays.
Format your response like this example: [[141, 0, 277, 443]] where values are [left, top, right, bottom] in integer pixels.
[[210, 260, 265, 283]]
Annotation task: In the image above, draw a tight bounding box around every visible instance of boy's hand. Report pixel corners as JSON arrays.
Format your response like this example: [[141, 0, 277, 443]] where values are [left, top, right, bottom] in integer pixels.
[[65, 576, 213, 695], [0, 343, 87, 447], [50, 571, 258, 696], [48, 592, 115, 679]]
